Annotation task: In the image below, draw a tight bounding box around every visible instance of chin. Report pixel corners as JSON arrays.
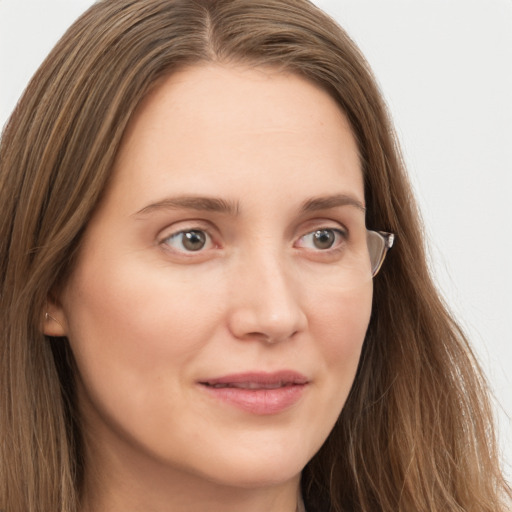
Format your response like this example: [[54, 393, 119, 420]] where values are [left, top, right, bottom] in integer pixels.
[[202, 458, 305, 489], [183, 435, 316, 489]]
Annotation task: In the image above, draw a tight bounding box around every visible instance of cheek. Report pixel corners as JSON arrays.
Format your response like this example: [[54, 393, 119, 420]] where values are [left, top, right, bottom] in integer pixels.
[[285, 282, 372, 459], [64, 256, 216, 351], [311, 282, 372, 401], [60, 260, 230, 457], [60, 257, 223, 413], [316, 280, 372, 353]]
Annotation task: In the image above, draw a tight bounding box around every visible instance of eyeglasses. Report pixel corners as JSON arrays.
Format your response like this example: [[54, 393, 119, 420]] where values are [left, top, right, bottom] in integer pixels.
[[367, 230, 395, 277], [312, 228, 393, 292]]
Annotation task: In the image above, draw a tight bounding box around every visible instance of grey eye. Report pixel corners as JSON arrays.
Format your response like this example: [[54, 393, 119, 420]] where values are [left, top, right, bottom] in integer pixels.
[[182, 230, 207, 251], [312, 229, 336, 249], [298, 228, 344, 250], [164, 230, 210, 252]]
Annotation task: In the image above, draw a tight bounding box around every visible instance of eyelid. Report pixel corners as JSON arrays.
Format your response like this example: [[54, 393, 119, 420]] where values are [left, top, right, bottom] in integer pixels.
[[293, 215, 349, 238], [158, 218, 214, 240]]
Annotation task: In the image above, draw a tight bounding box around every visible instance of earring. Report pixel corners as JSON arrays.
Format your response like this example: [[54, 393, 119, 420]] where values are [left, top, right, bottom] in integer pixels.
[[45, 312, 62, 326]]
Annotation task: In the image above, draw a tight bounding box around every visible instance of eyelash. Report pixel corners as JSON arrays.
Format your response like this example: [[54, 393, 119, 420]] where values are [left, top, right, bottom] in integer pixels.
[[160, 225, 348, 256]]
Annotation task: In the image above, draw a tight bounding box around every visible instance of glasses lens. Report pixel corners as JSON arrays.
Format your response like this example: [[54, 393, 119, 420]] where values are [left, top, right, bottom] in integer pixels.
[[315, 229, 393, 292]]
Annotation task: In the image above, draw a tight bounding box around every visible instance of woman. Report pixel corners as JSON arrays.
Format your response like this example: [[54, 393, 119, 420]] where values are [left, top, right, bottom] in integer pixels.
[[0, 0, 510, 511]]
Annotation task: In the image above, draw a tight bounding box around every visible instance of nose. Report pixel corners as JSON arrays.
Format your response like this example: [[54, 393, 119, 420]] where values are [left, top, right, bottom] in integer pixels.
[[226, 249, 308, 344]]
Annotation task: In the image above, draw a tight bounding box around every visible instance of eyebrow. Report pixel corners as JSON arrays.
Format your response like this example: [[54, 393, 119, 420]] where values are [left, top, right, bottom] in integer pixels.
[[301, 194, 366, 213], [134, 193, 365, 217], [135, 196, 240, 216]]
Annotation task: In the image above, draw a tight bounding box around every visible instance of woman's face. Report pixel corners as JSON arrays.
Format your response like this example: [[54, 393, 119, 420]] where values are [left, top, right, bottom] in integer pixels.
[[48, 65, 372, 491]]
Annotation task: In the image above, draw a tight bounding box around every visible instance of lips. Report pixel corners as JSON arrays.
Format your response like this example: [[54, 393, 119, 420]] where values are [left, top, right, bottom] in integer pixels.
[[198, 371, 309, 415]]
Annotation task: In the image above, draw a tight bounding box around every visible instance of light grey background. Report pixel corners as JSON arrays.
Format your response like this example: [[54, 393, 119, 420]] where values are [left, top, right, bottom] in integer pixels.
[[1, 0, 510, 477]]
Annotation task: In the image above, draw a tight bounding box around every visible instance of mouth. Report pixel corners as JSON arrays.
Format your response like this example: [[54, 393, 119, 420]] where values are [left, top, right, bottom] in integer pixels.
[[198, 371, 309, 414], [200, 370, 308, 388], [204, 381, 298, 389]]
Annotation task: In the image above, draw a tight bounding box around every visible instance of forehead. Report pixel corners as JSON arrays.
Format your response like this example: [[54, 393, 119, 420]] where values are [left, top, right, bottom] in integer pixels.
[[104, 63, 364, 216]]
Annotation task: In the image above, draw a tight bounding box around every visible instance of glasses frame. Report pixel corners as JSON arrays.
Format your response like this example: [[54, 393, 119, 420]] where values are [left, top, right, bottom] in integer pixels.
[[367, 230, 395, 277]]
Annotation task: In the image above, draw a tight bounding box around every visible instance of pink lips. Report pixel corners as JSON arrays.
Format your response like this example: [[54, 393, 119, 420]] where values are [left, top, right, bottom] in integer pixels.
[[199, 371, 308, 415]]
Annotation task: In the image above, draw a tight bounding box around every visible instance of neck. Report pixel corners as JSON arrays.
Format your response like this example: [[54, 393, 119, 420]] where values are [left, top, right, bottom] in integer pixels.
[[81, 473, 302, 512]]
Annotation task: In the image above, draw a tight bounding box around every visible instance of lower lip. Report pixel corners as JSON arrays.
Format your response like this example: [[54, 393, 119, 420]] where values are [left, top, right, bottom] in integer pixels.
[[200, 384, 307, 415]]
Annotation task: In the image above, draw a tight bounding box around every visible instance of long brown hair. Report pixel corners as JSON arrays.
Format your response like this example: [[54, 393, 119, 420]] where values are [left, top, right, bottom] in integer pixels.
[[0, 1, 510, 510]]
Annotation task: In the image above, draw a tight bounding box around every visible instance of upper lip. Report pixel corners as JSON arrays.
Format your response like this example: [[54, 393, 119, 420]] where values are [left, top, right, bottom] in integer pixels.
[[199, 371, 309, 389]]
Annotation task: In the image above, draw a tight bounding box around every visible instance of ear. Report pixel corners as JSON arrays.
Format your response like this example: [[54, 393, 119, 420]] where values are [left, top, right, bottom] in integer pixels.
[[43, 295, 69, 337]]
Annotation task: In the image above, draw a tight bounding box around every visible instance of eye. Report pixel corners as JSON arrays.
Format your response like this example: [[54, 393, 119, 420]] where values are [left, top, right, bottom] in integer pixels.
[[162, 229, 213, 252], [296, 228, 346, 250]]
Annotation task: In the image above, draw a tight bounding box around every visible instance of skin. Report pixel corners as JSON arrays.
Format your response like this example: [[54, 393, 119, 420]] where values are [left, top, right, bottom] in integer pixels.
[[45, 64, 373, 512]]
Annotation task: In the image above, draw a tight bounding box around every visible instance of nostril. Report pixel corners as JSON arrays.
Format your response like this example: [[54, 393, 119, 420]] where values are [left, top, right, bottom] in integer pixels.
[[243, 329, 301, 344], [246, 331, 274, 344]]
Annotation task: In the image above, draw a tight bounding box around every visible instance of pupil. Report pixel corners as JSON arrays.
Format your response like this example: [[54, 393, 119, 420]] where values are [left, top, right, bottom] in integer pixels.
[[313, 230, 335, 249], [183, 231, 206, 251]]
